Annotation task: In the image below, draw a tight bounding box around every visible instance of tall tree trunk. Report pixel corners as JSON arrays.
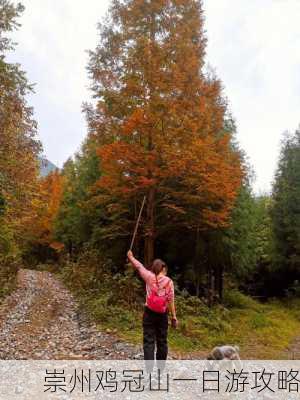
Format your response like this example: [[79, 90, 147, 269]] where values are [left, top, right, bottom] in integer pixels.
[[194, 227, 202, 297], [219, 265, 224, 302], [206, 236, 214, 307], [207, 263, 214, 307], [196, 275, 200, 298], [215, 264, 224, 302], [143, 6, 156, 268], [144, 187, 155, 267], [211, 264, 224, 303]]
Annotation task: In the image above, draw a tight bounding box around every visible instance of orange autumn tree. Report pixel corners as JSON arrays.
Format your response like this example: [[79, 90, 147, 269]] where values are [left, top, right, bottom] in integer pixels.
[[85, 0, 243, 265], [23, 170, 65, 258], [0, 1, 41, 261]]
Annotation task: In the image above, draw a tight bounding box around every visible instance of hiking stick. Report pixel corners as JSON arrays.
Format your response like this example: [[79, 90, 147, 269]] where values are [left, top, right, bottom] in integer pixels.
[[129, 195, 146, 251]]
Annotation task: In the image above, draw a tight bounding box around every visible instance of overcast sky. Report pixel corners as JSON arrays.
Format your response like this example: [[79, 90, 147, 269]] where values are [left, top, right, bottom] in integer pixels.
[[8, 0, 300, 193]]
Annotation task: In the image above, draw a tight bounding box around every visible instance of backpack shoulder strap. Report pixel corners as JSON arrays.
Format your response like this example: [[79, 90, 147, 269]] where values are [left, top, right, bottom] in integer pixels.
[[163, 277, 172, 293], [151, 274, 158, 294], [154, 276, 171, 293]]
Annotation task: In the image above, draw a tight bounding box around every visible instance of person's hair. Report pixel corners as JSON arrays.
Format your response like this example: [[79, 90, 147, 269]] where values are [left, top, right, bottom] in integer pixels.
[[151, 259, 167, 276]]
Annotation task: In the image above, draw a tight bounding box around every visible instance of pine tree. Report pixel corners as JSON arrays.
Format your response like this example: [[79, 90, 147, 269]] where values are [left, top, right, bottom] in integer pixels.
[[272, 128, 300, 281], [54, 138, 102, 256]]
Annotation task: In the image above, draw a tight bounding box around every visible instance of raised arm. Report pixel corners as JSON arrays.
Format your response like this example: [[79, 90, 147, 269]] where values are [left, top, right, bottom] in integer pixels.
[[127, 250, 152, 283]]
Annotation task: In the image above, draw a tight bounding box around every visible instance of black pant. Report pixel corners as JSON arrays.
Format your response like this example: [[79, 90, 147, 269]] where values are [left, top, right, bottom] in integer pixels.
[[143, 306, 168, 373]]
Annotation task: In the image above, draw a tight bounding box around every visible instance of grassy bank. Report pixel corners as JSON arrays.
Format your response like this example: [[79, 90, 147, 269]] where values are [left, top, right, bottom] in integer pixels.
[[57, 261, 300, 359], [0, 259, 18, 302]]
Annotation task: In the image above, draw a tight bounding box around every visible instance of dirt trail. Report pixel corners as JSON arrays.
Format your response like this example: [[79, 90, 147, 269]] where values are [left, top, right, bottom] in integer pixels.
[[0, 269, 141, 360]]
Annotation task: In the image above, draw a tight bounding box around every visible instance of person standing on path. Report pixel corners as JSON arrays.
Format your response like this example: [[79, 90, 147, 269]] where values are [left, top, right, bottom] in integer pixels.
[[127, 250, 178, 374]]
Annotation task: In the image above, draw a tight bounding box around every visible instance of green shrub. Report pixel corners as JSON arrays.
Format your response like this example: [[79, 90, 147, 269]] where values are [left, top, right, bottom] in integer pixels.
[[223, 289, 260, 310], [0, 256, 18, 300], [176, 295, 208, 318]]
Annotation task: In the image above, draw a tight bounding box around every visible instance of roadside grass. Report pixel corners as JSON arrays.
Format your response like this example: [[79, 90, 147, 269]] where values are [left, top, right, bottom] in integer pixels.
[[57, 265, 300, 359], [0, 260, 18, 302]]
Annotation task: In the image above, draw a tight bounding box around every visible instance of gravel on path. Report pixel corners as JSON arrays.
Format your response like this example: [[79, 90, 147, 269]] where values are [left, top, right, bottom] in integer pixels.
[[0, 269, 142, 360]]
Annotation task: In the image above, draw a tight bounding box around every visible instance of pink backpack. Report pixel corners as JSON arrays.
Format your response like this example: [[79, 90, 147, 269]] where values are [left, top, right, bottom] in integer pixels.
[[147, 277, 171, 313]]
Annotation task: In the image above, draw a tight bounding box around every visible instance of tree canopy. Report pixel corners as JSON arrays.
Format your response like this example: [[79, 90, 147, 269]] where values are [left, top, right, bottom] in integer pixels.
[[84, 0, 244, 265]]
